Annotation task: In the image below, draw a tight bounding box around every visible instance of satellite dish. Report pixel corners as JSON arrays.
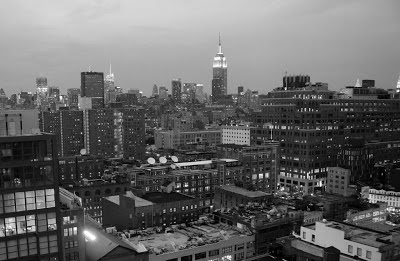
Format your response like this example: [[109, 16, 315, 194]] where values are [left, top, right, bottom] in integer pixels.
[[147, 157, 156, 165], [171, 164, 176, 170], [80, 149, 87, 155], [159, 157, 167, 164], [171, 156, 178, 163]]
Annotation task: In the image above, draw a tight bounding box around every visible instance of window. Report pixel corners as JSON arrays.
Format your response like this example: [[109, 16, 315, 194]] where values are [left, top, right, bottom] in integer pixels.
[[302, 232, 306, 239], [181, 256, 192, 261], [247, 241, 254, 249], [209, 249, 219, 257], [348, 245, 353, 253], [195, 252, 206, 260], [235, 252, 245, 260], [312, 234, 315, 242], [235, 243, 244, 251], [357, 247, 362, 256], [366, 250, 371, 259], [222, 246, 232, 254]]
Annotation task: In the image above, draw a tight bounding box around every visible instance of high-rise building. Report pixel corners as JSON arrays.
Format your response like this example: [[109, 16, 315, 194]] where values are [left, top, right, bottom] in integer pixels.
[[152, 84, 158, 97], [67, 88, 80, 109], [80, 71, 104, 109], [171, 79, 182, 102], [183, 83, 196, 102], [40, 110, 85, 157], [0, 131, 64, 260], [212, 34, 227, 102], [83, 108, 145, 160], [396, 75, 400, 93], [238, 86, 244, 95], [158, 86, 168, 99], [36, 76, 48, 107], [104, 63, 115, 105]]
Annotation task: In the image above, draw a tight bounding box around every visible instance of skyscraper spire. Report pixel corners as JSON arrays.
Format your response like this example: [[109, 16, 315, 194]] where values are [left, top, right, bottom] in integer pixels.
[[109, 61, 112, 75], [218, 33, 222, 54], [355, 78, 361, 88]]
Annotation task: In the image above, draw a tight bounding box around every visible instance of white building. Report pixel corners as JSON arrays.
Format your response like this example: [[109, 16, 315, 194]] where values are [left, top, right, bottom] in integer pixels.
[[297, 220, 395, 261], [222, 125, 252, 146], [369, 188, 400, 208]]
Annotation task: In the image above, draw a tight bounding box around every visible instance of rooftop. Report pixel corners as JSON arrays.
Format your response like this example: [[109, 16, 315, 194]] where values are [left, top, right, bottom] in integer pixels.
[[308, 221, 392, 248], [173, 159, 238, 168], [218, 185, 270, 198], [105, 191, 153, 208], [142, 191, 195, 204], [126, 218, 252, 255]]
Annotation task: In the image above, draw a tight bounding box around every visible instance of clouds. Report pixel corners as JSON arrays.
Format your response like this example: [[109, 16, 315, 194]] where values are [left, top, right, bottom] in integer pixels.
[[0, 0, 399, 96]]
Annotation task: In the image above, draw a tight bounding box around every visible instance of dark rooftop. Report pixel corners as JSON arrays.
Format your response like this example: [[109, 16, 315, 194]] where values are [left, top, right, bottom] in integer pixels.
[[142, 191, 194, 204]]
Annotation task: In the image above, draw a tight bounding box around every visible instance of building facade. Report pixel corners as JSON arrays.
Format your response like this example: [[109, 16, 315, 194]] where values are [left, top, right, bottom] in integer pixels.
[[0, 133, 64, 261], [171, 79, 182, 103], [80, 71, 104, 109]]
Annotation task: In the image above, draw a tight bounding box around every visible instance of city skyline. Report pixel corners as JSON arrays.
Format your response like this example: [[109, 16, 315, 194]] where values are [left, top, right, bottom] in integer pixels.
[[0, 0, 399, 96]]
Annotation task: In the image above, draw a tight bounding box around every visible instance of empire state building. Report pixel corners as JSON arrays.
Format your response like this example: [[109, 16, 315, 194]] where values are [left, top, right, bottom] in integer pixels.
[[212, 34, 227, 102]]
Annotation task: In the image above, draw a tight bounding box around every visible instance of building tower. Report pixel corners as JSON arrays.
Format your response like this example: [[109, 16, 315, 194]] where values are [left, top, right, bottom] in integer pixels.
[[397, 74, 400, 93], [36, 76, 48, 107], [80, 71, 104, 109], [212, 33, 228, 102], [152, 84, 158, 97], [104, 63, 115, 105], [171, 79, 182, 102]]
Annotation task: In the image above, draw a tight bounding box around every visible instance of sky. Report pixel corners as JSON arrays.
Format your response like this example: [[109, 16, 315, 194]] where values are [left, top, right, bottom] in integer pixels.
[[0, 0, 399, 97]]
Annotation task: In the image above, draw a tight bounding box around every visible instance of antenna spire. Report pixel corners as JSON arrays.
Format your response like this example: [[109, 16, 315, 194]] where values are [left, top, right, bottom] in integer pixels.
[[109, 60, 112, 75], [218, 33, 222, 53]]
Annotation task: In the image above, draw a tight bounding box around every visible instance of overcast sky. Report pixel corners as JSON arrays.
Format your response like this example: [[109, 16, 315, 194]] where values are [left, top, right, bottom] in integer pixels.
[[1, 0, 399, 96]]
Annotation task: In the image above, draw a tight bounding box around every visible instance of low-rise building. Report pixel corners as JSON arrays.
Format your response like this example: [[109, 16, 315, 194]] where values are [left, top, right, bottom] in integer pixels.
[[297, 220, 396, 261], [60, 187, 85, 261], [326, 167, 356, 196], [102, 191, 200, 230], [214, 185, 273, 210], [59, 155, 104, 184], [369, 188, 400, 208]]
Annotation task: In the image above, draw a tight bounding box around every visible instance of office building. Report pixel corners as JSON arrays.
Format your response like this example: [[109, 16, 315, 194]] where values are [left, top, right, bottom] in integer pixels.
[[171, 78, 182, 102], [83, 107, 145, 160], [222, 125, 253, 145], [80, 71, 104, 109], [217, 143, 280, 193], [212, 34, 227, 102], [297, 220, 395, 261], [36, 76, 48, 107], [0, 132, 64, 261], [40, 110, 84, 157], [152, 84, 158, 97], [238, 86, 244, 95], [253, 97, 400, 194]]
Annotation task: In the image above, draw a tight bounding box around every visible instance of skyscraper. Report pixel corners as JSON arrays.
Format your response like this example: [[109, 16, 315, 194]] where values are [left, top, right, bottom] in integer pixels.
[[67, 88, 80, 109], [396, 74, 400, 93], [80, 71, 104, 109], [104, 63, 115, 105], [171, 79, 182, 102], [212, 34, 227, 102], [36, 76, 48, 107]]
